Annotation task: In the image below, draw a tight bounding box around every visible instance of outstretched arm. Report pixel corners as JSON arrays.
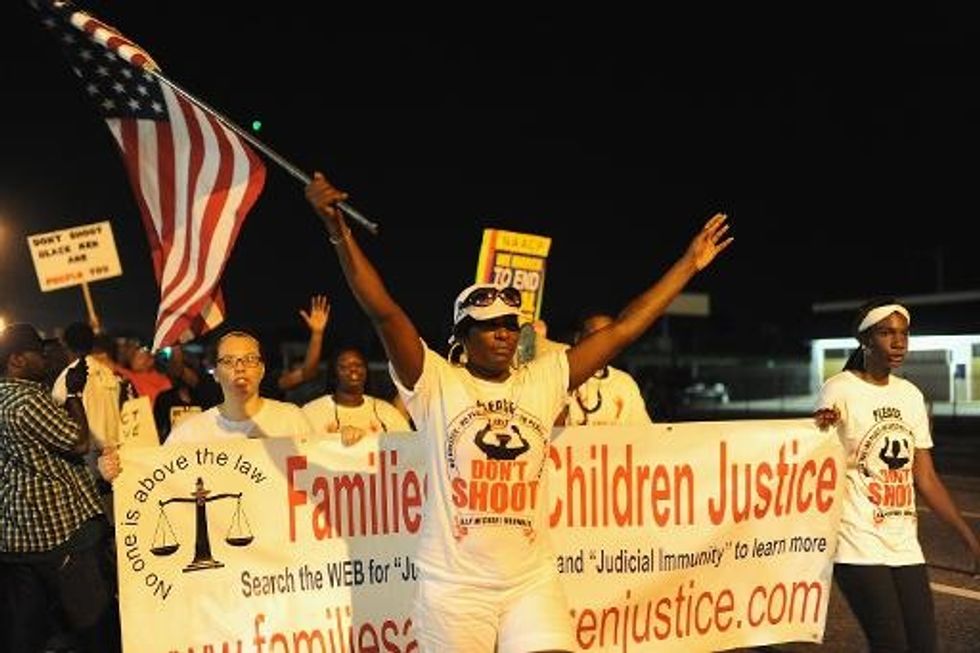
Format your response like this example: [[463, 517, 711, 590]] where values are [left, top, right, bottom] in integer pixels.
[[914, 449, 980, 575], [305, 173, 424, 389], [566, 213, 732, 390], [278, 294, 330, 391]]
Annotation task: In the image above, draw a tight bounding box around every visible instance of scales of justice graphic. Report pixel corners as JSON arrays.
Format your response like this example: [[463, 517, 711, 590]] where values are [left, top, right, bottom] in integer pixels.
[[150, 476, 254, 572]]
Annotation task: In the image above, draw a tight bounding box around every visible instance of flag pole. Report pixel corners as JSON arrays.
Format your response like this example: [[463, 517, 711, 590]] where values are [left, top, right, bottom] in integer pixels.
[[148, 70, 380, 235], [79, 281, 101, 333]]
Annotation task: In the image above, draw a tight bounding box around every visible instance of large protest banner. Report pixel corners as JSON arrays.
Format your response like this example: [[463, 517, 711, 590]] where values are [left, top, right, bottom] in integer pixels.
[[549, 420, 842, 652], [115, 419, 842, 652]]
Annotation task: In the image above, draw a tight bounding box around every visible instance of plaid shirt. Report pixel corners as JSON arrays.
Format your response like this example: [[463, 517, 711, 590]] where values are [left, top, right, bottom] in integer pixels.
[[0, 377, 103, 553]]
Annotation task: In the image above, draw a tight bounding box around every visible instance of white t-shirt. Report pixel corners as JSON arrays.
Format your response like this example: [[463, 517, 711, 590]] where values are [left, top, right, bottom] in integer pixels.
[[818, 370, 932, 565], [391, 342, 569, 587], [565, 365, 652, 426], [166, 398, 313, 444], [52, 355, 122, 449], [302, 394, 411, 436]]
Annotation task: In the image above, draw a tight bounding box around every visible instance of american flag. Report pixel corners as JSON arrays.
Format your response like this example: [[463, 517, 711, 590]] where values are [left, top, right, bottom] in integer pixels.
[[33, 1, 266, 350]]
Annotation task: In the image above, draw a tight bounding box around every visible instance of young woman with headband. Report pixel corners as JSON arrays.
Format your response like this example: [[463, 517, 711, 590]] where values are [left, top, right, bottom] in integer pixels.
[[815, 297, 980, 652]]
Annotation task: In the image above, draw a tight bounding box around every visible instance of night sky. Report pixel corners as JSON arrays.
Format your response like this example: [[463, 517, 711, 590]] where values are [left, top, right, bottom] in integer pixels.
[[3, 4, 979, 359]]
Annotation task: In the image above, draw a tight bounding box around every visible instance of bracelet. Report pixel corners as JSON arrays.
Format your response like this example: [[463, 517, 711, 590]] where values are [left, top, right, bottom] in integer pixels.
[[329, 226, 352, 246], [65, 393, 83, 400]]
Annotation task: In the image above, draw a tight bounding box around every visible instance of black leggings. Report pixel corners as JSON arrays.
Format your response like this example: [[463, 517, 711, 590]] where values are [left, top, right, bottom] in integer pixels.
[[834, 563, 936, 653]]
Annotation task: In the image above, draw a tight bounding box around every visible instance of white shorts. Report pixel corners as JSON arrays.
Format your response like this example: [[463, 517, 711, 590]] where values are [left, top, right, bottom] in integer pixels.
[[411, 570, 576, 653]]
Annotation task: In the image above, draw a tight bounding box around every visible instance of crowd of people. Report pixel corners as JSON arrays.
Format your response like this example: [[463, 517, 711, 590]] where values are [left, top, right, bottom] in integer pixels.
[[1, 172, 978, 653], [0, 294, 412, 652]]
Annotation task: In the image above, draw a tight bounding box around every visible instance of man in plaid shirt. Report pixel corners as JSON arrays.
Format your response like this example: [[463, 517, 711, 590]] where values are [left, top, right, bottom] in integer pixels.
[[0, 323, 121, 653]]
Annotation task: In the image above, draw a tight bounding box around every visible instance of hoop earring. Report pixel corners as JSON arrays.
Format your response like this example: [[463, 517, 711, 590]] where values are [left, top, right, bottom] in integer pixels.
[[449, 341, 467, 366]]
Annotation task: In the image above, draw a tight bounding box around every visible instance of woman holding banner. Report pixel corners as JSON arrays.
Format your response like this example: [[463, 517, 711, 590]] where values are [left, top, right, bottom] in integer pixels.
[[302, 345, 411, 444], [815, 297, 980, 653], [305, 172, 732, 652]]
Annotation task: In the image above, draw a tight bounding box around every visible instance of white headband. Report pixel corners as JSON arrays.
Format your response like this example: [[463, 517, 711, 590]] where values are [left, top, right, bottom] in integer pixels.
[[857, 304, 910, 333]]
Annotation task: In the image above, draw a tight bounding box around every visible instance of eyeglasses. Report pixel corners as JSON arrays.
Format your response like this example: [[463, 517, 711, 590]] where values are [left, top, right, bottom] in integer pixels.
[[459, 286, 522, 310], [216, 353, 263, 369]]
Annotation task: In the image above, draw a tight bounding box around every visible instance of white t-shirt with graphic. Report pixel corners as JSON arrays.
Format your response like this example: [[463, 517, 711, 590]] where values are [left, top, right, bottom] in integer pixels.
[[818, 371, 932, 565], [391, 343, 569, 587], [302, 394, 411, 436], [166, 399, 313, 444], [565, 365, 652, 426]]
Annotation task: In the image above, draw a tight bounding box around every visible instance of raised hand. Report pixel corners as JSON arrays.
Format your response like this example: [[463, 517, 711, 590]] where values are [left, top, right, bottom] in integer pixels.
[[688, 213, 734, 271], [305, 172, 350, 239], [340, 425, 366, 447], [97, 446, 122, 482], [813, 406, 841, 430], [65, 356, 89, 395], [300, 295, 330, 334]]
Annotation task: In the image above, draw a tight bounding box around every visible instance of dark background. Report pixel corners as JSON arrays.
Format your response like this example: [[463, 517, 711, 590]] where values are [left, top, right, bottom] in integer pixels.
[[3, 4, 979, 359]]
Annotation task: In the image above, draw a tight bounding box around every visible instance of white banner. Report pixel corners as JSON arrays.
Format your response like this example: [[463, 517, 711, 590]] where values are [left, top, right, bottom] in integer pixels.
[[26, 220, 122, 291], [115, 419, 842, 652]]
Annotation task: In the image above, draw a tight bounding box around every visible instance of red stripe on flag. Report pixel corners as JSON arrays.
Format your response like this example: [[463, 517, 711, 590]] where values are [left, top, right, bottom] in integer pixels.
[[160, 93, 203, 302], [154, 95, 264, 348], [115, 119, 164, 280], [155, 118, 177, 282], [159, 102, 228, 344], [78, 16, 153, 69]]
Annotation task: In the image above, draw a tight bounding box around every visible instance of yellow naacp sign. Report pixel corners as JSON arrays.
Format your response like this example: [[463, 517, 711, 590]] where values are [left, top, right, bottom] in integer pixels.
[[475, 228, 552, 323]]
